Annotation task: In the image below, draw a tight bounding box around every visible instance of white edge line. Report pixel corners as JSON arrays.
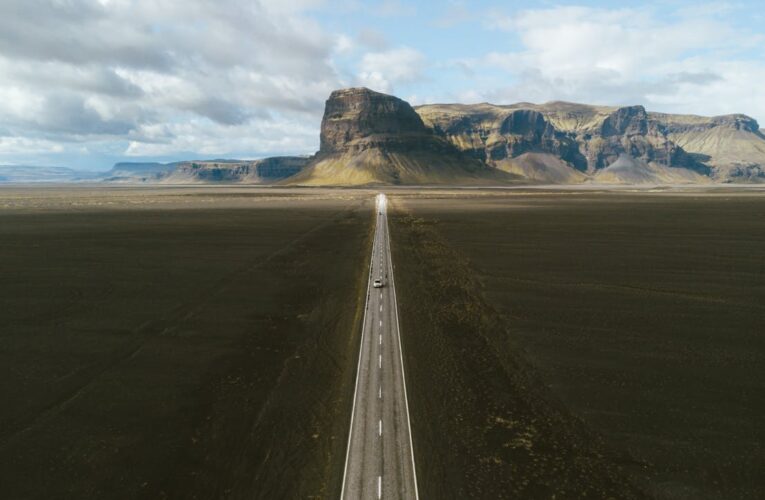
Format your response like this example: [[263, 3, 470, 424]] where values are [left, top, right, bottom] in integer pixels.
[[339, 196, 378, 500], [385, 194, 421, 500]]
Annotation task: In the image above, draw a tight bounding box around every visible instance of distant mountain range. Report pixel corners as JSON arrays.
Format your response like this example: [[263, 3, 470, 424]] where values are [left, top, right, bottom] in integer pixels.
[[293, 88, 765, 185], [102, 157, 308, 183], [0, 165, 101, 183], [4, 88, 764, 185]]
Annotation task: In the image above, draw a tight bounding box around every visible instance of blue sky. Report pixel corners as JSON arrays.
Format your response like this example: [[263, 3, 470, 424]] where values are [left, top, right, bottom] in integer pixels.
[[0, 0, 763, 170]]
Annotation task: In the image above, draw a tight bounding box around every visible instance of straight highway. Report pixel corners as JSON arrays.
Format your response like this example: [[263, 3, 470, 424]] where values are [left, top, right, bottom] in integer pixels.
[[340, 193, 418, 500]]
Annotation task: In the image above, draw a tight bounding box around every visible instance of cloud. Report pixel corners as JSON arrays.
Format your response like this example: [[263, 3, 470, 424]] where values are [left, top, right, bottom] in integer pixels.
[[374, 0, 416, 17], [466, 4, 765, 121], [432, 1, 472, 28], [0, 0, 341, 164], [357, 28, 389, 50], [357, 47, 426, 93], [123, 115, 318, 158], [3, 0, 765, 169]]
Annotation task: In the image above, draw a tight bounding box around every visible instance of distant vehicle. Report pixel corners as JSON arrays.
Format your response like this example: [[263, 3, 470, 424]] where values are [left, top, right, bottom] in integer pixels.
[[373, 278, 384, 288]]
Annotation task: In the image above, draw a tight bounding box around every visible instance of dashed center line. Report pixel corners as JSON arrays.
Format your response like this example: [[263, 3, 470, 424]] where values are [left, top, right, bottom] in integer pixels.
[[378, 419, 382, 436], [378, 354, 382, 368]]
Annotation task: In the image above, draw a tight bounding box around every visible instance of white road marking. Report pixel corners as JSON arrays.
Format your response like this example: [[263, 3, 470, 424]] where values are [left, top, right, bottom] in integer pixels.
[[386, 208, 421, 500], [342, 193, 417, 500], [339, 196, 377, 500]]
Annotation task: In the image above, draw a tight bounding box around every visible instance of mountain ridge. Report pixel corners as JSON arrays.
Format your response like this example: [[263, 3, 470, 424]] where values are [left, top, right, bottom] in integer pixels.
[[289, 87, 519, 185], [415, 96, 763, 184], [7, 88, 763, 185]]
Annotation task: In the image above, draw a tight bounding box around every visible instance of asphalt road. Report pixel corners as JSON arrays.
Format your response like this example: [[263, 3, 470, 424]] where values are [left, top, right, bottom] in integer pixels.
[[340, 194, 418, 500]]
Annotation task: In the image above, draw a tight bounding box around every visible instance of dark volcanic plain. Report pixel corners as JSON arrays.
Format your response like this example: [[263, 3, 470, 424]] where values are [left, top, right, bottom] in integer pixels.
[[389, 188, 765, 500], [2, 185, 764, 500], [0, 186, 372, 499]]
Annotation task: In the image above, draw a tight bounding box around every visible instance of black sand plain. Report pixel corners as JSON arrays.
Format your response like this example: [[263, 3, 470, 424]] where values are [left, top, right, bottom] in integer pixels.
[[389, 189, 764, 499], [2, 185, 763, 499], [0, 187, 373, 499]]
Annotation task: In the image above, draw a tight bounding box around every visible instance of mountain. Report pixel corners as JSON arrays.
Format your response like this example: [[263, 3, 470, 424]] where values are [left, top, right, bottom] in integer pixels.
[[105, 162, 180, 181], [0, 165, 100, 183], [105, 157, 309, 183], [162, 157, 308, 183], [417, 100, 765, 183], [288, 88, 519, 185], [652, 113, 765, 182], [93, 88, 765, 186]]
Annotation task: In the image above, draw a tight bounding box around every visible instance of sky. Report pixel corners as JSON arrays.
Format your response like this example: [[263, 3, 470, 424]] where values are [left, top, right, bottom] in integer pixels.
[[0, 0, 764, 170]]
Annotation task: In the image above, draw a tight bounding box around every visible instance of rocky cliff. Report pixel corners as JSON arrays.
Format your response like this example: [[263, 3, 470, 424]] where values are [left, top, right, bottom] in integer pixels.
[[417, 100, 764, 183], [102, 88, 765, 186], [164, 157, 308, 183], [290, 88, 517, 185], [651, 113, 765, 181], [106, 157, 308, 183]]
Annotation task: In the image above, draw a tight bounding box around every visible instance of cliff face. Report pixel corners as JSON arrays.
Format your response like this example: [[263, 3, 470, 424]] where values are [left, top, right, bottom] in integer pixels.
[[164, 157, 308, 183], [291, 88, 517, 185], [418, 100, 764, 182], [319, 88, 432, 154], [583, 105, 704, 174], [652, 113, 765, 182], [106, 157, 308, 183], [103, 88, 765, 185]]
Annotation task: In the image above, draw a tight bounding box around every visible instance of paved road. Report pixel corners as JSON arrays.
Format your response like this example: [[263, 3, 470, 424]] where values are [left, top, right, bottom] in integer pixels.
[[341, 194, 418, 500]]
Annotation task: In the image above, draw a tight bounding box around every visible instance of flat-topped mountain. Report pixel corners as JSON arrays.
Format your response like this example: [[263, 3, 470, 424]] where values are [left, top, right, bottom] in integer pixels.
[[319, 87, 429, 154], [96, 88, 765, 186], [289, 88, 518, 185], [417, 100, 764, 183], [105, 157, 308, 183]]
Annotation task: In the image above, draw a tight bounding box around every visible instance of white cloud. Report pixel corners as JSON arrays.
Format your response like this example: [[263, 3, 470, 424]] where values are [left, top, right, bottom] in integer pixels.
[[470, 5, 765, 122], [0, 137, 65, 155], [358, 47, 426, 93], [124, 115, 319, 157], [374, 0, 416, 17], [0, 0, 341, 163], [357, 28, 389, 50]]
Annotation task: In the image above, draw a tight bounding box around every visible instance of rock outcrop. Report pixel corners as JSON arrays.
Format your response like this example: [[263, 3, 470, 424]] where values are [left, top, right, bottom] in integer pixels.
[[418, 99, 764, 183], [319, 88, 431, 154], [166, 157, 308, 183], [102, 88, 765, 186], [106, 157, 308, 183], [652, 113, 765, 182], [290, 88, 518, 185]]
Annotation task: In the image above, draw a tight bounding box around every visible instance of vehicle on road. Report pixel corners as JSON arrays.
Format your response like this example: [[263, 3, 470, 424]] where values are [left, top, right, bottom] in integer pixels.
[[373, 278, 384, 288]]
